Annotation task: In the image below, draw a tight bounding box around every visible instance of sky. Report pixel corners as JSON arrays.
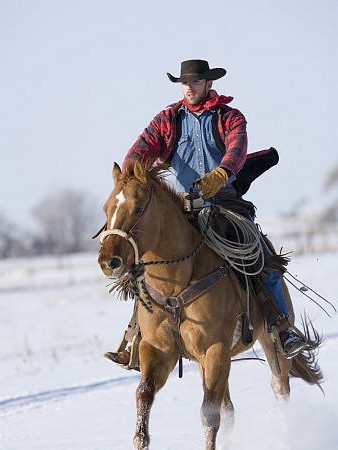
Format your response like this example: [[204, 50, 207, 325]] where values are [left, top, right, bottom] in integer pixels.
[[1, 251, 337, 449], [1, 0, 337, 231]]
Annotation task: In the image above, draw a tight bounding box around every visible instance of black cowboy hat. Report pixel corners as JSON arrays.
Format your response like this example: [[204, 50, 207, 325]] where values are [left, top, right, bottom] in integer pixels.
[[167, 59, 226, 83]]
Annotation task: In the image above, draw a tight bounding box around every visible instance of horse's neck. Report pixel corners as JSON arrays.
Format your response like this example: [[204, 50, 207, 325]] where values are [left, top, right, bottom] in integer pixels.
[[142, 188, 200, 295]]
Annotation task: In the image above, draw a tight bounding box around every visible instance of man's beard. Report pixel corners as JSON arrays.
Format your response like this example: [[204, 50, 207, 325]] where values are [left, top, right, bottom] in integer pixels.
[[184, 86, 208, 105]]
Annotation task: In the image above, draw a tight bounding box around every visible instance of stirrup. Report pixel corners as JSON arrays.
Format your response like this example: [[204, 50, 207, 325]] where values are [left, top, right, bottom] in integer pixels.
[[104, 300, 141, 371], [269, 324, 308, 359], [104, 330, 141, 371]]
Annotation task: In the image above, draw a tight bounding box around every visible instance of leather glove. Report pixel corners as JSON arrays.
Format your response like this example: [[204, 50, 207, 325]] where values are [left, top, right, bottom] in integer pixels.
[[196, 167, 228, 199]]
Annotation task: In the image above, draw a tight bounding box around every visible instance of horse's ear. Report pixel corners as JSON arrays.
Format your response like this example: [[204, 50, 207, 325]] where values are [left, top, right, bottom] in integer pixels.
[[112, 162, 122, 184], [134, 160, 147, 183]]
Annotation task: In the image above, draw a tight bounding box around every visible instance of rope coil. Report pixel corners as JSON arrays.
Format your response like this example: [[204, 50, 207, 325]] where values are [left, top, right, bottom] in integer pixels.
[[198, 206, 265, 276]]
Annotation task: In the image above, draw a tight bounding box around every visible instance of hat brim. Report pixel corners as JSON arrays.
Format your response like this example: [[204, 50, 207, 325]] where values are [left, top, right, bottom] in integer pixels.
[[167, 68, 226, 83]]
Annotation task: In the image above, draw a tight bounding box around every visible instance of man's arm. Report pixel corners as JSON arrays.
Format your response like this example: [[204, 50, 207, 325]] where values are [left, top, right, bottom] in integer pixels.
[[197, 108, 247, 198], [122, 113, 166, 170], [219, 109, 248, 176]]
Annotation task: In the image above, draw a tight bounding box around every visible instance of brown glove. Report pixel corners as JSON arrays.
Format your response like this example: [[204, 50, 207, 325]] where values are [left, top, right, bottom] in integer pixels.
[[196, 167, 228, 199]]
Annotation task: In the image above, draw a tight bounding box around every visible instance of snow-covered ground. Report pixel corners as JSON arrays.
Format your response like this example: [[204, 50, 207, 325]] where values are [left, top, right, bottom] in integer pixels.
[[0, 251, 337, 449]]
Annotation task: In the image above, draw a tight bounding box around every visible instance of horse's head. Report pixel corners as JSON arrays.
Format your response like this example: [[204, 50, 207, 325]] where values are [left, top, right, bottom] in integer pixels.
[[98, 160, 158, 278]]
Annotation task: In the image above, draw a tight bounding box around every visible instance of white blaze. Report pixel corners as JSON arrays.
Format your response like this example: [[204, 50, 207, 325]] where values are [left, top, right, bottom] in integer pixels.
[[110, 190, 125, 229]]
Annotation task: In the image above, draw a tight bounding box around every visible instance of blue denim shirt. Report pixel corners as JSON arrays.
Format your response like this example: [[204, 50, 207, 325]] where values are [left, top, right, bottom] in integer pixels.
[[171, 106, 235, 192]]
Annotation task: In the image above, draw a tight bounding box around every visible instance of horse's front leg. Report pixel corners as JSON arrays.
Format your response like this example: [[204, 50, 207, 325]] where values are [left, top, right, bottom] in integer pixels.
[[134, 375, 154, 450], [199, 342, 232, 450], [133, 339, 178, 450]]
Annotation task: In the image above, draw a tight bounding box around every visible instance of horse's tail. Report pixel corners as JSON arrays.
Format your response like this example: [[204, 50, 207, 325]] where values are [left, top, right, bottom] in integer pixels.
[[290, 314, 324, 392]]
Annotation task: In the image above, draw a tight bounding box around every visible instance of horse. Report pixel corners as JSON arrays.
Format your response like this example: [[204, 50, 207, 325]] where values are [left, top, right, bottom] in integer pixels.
[[97, 160, 322, 450]]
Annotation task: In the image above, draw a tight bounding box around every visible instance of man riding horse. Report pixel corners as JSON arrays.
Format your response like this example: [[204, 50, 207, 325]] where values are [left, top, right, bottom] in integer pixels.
[[106, 59, 306, 367]]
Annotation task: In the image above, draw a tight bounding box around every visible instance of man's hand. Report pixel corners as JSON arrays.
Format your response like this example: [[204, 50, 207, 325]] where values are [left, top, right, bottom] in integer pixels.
[[196, 167, 228, 199]]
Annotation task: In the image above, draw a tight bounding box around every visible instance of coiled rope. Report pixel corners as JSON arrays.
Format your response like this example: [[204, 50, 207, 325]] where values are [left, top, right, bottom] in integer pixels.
[[198, 207, 265, 330], [198, 206, 265, 276]]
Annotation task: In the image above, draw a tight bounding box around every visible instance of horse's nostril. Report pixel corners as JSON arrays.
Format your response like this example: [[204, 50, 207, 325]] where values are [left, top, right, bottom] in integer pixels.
[[108, 257, 123, 270]]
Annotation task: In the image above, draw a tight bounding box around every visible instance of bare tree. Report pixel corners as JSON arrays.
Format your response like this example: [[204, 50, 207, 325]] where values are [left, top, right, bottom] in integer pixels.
[[324, 164, 338, 190], [320, 163, 338, 226], [318, 165, 338, 235], [320, 200, 338, 224], [32, 188, 98, 254], [0, 214, 28, 258]]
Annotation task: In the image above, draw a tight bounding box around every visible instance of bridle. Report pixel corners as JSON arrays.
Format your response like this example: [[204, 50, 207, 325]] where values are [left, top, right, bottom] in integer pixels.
[[98, 185, 154, 265]]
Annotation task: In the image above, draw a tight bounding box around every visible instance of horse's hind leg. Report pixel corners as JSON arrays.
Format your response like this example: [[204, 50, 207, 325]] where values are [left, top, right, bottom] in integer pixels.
[[259, 332, 292, 401], [199, 342, 231, 450], [221, 381, 234, 431], [133, 339, 178, 450]]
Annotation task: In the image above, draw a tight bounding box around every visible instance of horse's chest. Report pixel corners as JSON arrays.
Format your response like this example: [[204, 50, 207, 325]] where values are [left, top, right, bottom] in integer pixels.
[[179, 317, 242, 359]]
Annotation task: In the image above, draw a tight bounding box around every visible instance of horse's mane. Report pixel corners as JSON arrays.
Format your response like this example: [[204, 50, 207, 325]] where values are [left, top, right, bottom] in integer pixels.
[[122, 162, 185, 211]]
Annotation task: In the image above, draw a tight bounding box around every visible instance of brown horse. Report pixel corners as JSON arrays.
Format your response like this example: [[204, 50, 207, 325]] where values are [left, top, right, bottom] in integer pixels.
[[98, 160, 322, 450]]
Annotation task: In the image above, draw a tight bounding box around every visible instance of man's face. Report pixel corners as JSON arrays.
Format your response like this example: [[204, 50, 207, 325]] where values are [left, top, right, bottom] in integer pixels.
[[181, 79, 212, 105]]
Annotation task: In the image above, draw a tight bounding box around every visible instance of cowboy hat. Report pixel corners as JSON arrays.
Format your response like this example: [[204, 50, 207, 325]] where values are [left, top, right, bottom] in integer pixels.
[[167, 59, 226, 83]]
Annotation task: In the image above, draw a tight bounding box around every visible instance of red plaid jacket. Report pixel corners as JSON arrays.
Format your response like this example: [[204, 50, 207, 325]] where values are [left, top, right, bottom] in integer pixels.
[[123, 91, 247, 175]]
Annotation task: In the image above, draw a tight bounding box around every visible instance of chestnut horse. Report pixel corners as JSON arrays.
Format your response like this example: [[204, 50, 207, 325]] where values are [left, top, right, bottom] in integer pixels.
[[98, 160, 322, 450]]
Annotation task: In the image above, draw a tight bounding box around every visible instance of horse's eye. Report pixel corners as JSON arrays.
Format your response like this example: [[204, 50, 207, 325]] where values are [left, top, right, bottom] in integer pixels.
[[134, 207, 143, 215]]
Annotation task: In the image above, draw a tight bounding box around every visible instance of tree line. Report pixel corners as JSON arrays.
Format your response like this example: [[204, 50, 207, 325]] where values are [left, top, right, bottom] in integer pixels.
[[0, 188, 103, 258]]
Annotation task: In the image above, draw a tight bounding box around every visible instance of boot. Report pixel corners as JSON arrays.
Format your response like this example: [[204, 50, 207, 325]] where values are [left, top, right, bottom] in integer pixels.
[[270, 317, 307, 358], [104, 329, 141, 371], [279, 327, 307, 356], [104, 349, 131, 366]]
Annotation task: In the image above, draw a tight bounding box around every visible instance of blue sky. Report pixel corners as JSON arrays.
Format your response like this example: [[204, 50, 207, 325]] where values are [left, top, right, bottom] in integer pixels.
[[1, 0, 337, 230]]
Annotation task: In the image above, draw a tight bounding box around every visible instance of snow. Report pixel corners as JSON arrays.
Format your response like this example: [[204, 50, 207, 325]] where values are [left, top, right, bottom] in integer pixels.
[[0, 251, 337, 449]]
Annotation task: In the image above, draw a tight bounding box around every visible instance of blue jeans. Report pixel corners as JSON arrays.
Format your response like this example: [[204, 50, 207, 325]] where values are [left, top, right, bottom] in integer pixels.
[[262, 269, 289, 318]]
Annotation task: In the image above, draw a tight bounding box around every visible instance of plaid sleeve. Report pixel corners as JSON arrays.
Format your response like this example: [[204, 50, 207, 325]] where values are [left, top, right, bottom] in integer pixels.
[[219, 109, 248, 175], [122, 113, 165, 170]]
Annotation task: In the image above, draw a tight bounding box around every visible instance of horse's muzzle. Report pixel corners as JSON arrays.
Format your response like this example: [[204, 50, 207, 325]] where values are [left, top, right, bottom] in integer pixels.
[[99, 255, 125, 278]]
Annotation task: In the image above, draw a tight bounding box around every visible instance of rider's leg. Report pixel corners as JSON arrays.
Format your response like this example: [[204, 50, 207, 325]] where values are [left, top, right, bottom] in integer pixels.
[[262, 269, 289, 320], [105, 301, 140, 370], [261, 241, 307, 356]]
